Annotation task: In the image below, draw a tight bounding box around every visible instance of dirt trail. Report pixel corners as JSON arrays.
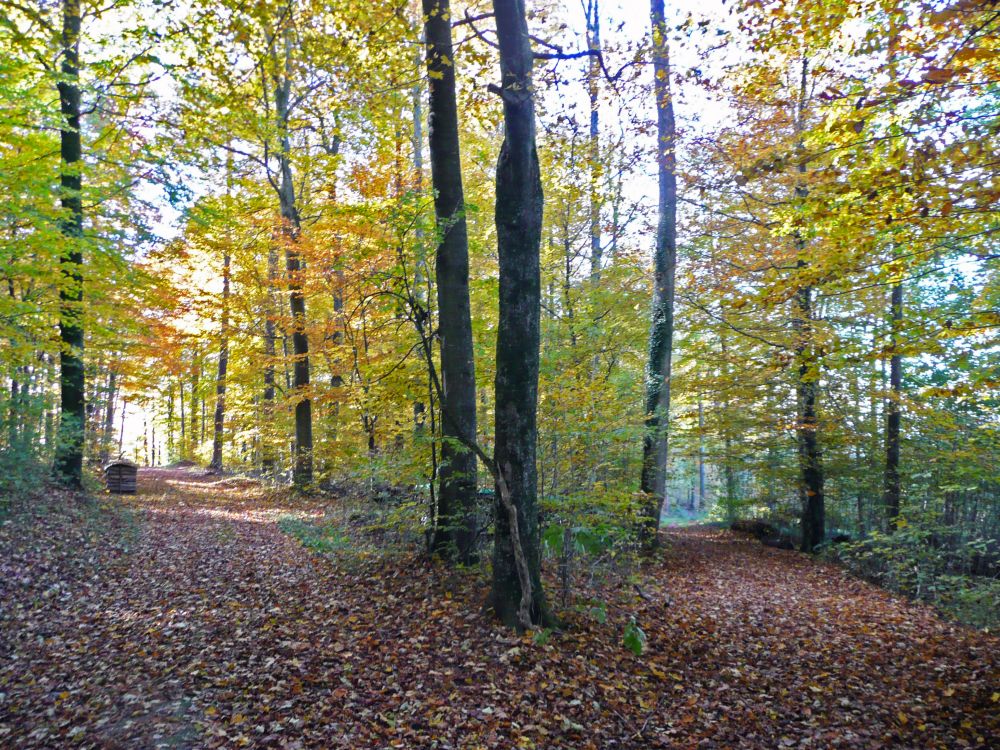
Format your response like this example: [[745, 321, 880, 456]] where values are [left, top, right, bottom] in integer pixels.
[[1, 468, 997, 749]]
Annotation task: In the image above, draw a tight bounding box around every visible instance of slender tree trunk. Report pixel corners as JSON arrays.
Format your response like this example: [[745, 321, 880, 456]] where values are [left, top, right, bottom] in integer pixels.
[[422, 0, 479, 562], [100, 369, 116, 463], [9, 376, 19, 449], [638, 0, 678, 549], [179, 378, 186, 452], [884, 280, 902, 527], [697, 397, 706, 511], [190, 359, 199, 457], [166, 383, 173, 461], [411, 26, 427, 437], [586, 0, 602, 278], [792, 56, 825, 552], [54, 0, 85, 488], [489, 0, 549, 629], [210, 251, 231, 471], [262, 245, 278, 476], [274, 24, 313, 489]]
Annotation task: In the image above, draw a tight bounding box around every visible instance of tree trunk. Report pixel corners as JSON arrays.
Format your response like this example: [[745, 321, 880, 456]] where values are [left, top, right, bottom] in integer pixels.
[[411, 25, 427, 437], [884, 280, 902, 527], [422, 0, 479, 563], [210, 251, 231, 471], [638, 0, 677, 549], [101, 368, 116, 463], [179, 378, 186, 452], [262, 245, 278, 476], [489, 0, 549, 628], [274, 24, 313, 489], [792, 56, 825, 552], [585, 0, 602, 278], [697, 397, 705, 511], [54, 0, 85, 488], [166, 383, 173, 460], [190, 359, 199, 457]]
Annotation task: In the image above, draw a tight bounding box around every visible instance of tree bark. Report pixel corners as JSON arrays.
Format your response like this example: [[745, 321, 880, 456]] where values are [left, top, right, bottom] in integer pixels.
[[179, 378, 186, 451], [794, 283, 825, 551], [585, 0, 602, 278], [190, 358, 199, 457], [792, 56, 825, 552], [210, 251, 231, 471], [54, 0, 85, 488], [422, 0, 478, 562], [884, 280, 902, 527], [262, 245, 278, 476], [101, 368, 116, 463], [697, 397, 705, 511], [411, 24, 427, 438], [638, 0, 677, 549], [274, 22, 313, 488], [489, 0, 549, 628]]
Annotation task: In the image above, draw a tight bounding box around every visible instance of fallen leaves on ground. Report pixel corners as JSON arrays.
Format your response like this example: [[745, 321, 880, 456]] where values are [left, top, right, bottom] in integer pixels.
[[1, 468, 997, 749]]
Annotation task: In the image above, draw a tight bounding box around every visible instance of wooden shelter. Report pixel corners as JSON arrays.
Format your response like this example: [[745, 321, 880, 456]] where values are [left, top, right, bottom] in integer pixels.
[[104, 459, 138, 494]]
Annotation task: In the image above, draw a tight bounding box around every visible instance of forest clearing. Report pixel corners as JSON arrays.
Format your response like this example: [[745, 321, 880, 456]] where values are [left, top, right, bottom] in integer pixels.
[[2, 467, 997, 748], [1, 0, 999, 745]]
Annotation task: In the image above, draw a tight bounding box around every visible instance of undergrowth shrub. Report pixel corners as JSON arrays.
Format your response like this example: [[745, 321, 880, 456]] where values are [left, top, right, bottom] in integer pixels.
[[833, 513, 999, 629]]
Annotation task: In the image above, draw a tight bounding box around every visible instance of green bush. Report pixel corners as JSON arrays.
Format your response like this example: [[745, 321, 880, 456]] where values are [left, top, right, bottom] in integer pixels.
[[833, 514, 999, 629]]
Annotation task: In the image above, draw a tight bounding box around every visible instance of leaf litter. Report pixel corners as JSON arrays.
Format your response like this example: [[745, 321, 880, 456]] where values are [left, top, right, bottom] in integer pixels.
[[1, 467, 997, 749]]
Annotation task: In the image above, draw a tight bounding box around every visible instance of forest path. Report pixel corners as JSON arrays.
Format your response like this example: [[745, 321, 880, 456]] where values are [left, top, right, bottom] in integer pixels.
[[1, 467, 998, 749]]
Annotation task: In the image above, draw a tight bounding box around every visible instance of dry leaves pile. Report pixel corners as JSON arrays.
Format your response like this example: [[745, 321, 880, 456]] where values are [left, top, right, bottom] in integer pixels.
[[1, 468, 997, 749]]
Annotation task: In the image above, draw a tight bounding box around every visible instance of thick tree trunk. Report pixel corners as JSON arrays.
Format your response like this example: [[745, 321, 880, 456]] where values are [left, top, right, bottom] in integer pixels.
[[489, 0, 549, 629], [210, 252, 231, 471], [54, 0, 85, 488], [884, 280, 902, 527], [638, 0, 677, 549], [422, 0, 478, 562], [274, 26, 312, 489], [792, 56, 825, 552], [795, 282, 825, 551]]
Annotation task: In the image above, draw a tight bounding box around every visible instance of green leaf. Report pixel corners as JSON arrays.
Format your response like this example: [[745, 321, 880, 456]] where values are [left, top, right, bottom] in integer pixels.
[[623, 618, 646, 656]]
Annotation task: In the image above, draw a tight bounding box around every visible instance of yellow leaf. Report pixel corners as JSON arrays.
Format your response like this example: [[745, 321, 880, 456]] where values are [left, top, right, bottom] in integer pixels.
[[991, 692, 999, 703], [897, 711, 908, 725]]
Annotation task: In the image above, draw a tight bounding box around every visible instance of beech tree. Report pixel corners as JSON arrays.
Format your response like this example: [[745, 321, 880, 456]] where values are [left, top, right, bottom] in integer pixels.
[[490, 0, 550, 629], [422, 0, 479, 562], [638, 0, 678, 547], [53, 0, 85, 488]]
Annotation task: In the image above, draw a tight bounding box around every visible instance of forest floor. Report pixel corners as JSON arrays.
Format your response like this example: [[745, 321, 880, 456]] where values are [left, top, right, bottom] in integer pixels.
[[1, 468, 998, 749]]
